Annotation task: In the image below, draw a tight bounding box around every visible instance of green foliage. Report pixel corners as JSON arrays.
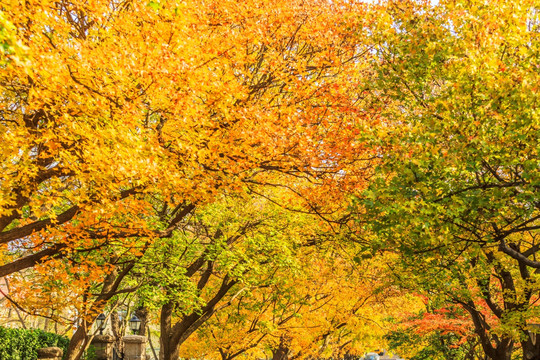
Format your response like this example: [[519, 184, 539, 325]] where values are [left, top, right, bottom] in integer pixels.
[[361, 0, 540, 259], [81, 345, 97, 360], [0, 11, 27, 66], [355, 1, 540, 358], [0, 326, 69, 360], [385, 328, 472, 360], [135, 193, 307, 315]]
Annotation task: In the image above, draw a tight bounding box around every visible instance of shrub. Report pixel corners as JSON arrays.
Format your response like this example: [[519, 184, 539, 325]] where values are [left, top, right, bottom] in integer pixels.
[[0, 326, 69, 360]]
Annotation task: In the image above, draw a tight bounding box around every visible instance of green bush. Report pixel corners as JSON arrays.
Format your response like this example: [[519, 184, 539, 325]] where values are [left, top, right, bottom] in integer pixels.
[[0, 326, 69, 360], [82, 345, 97, 360]]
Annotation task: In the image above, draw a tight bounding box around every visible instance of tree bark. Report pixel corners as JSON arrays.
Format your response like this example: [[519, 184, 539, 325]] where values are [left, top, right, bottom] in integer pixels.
[[159, 303, 175, 360], [272, 336, 291, 360], [111, 310, 124, 354], [135, 307, 149, 336], [521, 332, 540, 360], [64, 319, 91, 360], [459, 300, 513, 360]]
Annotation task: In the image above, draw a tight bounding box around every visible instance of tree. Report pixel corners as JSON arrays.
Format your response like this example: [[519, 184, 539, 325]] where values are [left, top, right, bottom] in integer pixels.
[[136, 192, 317, 360], [1, 0, 374, 358], [179, 244, 417, 360], [357, 1, 540, 359], [385, 308, 482, 360], [0, 11, 27, 67], [1, 0, 370, 278]]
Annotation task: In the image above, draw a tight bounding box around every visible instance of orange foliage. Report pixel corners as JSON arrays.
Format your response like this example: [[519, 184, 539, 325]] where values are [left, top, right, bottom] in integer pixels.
[[1, 0, 375, 306], [180, 250, 418, 360]]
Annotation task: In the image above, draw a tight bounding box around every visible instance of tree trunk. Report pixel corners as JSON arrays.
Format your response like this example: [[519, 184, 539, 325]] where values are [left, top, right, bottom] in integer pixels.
[[272, 336, 291, 360], [135, 307, 149, 336], [460, 300, 513, 360], [64, 321, 90, 360], [159, 303, 174, 360], [522, 331, 540, 360], [272, 347, 290, 360], [111, 311, 124, 355], [477, 337, 513, 360], [161, 344, 180, 360], [483, 344, 513, 360]]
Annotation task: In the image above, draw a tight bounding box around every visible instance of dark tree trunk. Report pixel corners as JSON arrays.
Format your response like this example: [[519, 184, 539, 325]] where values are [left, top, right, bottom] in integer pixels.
[[460, 300, 513, 360], [272, 336, 291, 360], [159, 303, 175, 360], [135, 307, 149, 336], [272, 346, 290, 360], [522, 332, 540, 360]]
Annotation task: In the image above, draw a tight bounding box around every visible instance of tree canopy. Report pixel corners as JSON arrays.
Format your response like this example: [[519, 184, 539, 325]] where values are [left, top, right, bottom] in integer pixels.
[[2, 0, 540, 360]]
